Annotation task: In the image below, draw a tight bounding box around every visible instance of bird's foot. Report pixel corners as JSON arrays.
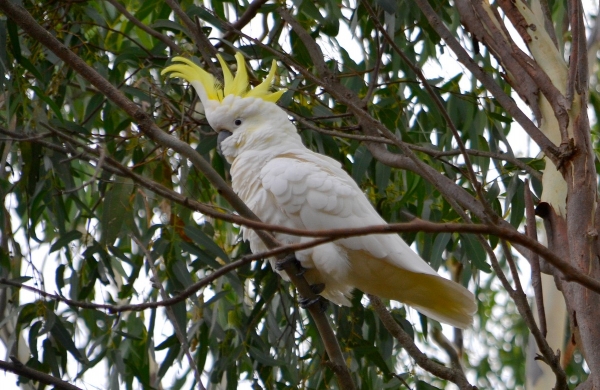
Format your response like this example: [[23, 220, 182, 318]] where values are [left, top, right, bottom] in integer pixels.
[[275, 253, 306, 276], [299, 283, 328, 312], [299, 294, 329, 313]]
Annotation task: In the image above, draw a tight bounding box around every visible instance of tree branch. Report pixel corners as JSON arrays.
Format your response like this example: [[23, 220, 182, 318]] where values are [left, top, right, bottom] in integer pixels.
[[0, 359, 82, 390], [431, 327, 464, 372], [163, 0, 218, 73], [219, 0, 269, 45], [525, 179, 547, 337]]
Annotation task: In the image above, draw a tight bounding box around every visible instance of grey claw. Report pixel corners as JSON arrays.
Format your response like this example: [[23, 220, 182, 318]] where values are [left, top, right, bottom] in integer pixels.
[[275, 253, 303, 274], [300, 296, 329, 313]]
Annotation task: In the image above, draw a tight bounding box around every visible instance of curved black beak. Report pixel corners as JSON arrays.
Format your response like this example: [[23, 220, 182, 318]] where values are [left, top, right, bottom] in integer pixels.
[[216, 130, 233, 158]]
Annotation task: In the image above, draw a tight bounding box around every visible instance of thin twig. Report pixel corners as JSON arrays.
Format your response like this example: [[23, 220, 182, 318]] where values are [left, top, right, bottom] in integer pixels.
[[59, 145, 107, 194], [219, 0, 269, 45], [105, 0, 182, 53], [363, 25, 383, 105], [431, 327, 464, 372], [289, 112, 542, 180], [525, 179, 547, 337], [0, 359, 82, 390], [163, 0, 218, 73]]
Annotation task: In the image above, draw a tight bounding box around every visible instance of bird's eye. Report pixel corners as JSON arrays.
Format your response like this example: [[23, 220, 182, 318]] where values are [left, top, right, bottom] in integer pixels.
[[234, 119, 242, 126]]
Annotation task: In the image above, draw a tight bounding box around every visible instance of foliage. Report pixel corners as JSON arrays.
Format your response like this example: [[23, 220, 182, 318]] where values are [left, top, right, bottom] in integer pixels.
[[0, 0, 598, 389]]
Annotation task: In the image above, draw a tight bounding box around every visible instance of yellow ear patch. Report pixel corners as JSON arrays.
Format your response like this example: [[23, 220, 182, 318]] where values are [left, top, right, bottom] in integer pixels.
[[162, 53, 286, 103]]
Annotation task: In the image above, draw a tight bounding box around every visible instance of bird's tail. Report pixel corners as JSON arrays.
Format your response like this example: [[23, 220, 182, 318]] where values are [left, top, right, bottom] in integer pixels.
[[397, 272, 476, 329], [349, 254, 476, 329]]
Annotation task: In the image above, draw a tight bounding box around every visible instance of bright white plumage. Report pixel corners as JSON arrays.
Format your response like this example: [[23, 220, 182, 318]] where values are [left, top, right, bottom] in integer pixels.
[[163, 53, 477, 329]]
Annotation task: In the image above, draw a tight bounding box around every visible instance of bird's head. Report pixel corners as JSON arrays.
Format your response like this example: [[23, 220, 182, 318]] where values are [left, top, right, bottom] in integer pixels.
[[162, 53, 297, 163]]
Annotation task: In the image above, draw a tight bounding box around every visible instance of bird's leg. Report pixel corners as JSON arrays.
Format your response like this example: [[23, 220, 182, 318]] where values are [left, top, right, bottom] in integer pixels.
[[276, 254, 328, 312], [275, 253, 306, 276]]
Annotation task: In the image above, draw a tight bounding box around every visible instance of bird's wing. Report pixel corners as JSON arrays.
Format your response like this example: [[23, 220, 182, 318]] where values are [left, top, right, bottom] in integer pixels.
[[259, 150, 436, 276]]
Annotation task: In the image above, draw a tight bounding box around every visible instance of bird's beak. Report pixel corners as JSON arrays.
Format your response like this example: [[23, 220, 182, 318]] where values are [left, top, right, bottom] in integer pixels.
[[217, 130, 233, 158]]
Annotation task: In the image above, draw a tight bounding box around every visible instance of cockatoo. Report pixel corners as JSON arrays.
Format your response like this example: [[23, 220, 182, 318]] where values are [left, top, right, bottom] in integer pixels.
[[162, 53, 476, 329]]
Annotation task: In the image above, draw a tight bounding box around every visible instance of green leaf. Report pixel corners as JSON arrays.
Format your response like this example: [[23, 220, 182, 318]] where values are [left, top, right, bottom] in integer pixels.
[[461, 234, 491, 273], [43, 338, 61, 378], [5, 276, 33, 285], [375, 161, 391, 195], [509, 179, 525, 228], [151, 19, 189, 34], [352, 146, 373, 183], [50, 315, 86, 363], [84, 94, 105, 128], [17, 303, 39, 325], [17, 56, 44, 84], [184, 225, 230, 263], [375, 0, 398, 14], [29, 86, 64, 122], [249, 345, 282, 366], [430, 233, 451, 270], [488, 112, 512, 123], [155, 334, 179, 351], [100, 180, 133, 247], [55, 264, 66, 291], [0, 20, 8, 78], [158, 342, 180, 379], [50, 230, 82, 253], [6, 19, 21, 60], [28, 321, 43, 360], [417, 380, 443, 390], [170, 258, 194, 288]]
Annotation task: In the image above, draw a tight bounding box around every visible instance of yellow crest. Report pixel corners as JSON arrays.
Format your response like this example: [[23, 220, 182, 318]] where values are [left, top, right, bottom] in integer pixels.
[[161, 52, 285, 103]]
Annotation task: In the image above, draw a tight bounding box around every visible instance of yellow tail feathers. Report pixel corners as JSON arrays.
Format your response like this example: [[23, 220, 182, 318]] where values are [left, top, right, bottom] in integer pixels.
[[348, 253, 476, 329]]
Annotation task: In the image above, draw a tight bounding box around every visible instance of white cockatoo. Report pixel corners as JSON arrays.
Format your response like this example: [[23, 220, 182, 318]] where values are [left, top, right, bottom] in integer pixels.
[[162, 53, 477, 328]]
